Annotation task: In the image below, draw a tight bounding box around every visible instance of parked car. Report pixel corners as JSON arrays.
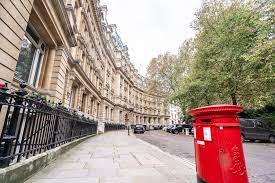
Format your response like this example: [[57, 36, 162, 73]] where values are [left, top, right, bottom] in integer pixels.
[[171, 125, 183, 134], [167, 124, 181, 133], [142, 125, 150, 131], [182, 124, 193, 134], [164, 125, 172, 132], [149, 125, 154, 130], [142, 125, 147, 131], [130, 124, 135, 129], [133, 124, 145, 134], [166, 125, 175, 133], [239, 118, 275, 143], [153, 125, 161, 130]]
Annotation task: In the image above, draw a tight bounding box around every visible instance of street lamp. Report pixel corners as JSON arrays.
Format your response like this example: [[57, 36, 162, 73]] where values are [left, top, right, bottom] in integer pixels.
[[128, 106, 134, 124], [127, 106, 134, 136]]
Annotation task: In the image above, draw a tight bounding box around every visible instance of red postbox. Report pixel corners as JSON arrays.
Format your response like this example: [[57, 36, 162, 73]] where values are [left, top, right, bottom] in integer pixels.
[[188, 104, 249, 183]]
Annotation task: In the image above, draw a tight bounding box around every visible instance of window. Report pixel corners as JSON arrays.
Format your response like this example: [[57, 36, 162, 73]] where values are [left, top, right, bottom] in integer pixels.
[[105, 106, 108, 119], [240, 119, 255, 128], [81, 93, 87, 112], [256, 121, 265, 128], [96, 103, 100, 118], [69, 85, 77, 108], [15, 25, 45, 87], [66, 0, 72, 6], [110, 109, 113, 121], [119, 111, 122, 121], [90, 98, 94, 115], [106, 89, 109, 98]]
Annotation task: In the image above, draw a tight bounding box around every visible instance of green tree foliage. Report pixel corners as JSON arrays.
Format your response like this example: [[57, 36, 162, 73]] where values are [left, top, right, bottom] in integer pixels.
[[171, 0, 274, 111], [145, 53, 179, 95], [145, 57, 162, 94], [145, 39, 195, 96]]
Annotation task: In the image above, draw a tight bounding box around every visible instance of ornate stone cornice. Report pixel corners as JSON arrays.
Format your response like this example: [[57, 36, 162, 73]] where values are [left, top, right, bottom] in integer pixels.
[[52, 0, 77, 47]]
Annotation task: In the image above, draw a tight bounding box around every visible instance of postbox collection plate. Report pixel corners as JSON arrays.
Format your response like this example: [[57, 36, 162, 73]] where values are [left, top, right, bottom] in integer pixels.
[[203, 127, 212, 141]]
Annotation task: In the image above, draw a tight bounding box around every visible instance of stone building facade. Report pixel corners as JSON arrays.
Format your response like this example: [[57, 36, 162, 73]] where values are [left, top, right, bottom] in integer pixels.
[[0, 0, 170, 127], [169, 104, 182, 124]]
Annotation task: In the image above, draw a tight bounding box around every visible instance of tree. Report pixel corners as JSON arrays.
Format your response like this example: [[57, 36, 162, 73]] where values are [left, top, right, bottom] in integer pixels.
[[145, 39, 195, 96], [145, 53, 180, 95], [172, 0, 274, 110], [145, 57, 162, 94]]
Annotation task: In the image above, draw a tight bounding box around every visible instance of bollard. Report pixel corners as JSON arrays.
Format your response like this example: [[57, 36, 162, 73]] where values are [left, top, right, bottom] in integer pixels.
[[185, 128, 190, 135], [128, 125, 130, 136], [188, 105, 249, 183]]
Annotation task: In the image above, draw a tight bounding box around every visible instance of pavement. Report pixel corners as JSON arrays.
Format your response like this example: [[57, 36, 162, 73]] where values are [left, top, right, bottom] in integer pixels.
[[136, 130, 275, 183], [25, 131, 196, 183]]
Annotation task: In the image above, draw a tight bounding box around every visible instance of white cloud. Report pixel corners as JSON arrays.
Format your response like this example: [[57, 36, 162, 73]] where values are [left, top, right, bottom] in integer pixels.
[[101, 0, 202, 75]]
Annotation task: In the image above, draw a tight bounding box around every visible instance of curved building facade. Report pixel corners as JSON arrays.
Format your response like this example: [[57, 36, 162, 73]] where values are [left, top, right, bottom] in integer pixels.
[[0, 0, 170, 128]]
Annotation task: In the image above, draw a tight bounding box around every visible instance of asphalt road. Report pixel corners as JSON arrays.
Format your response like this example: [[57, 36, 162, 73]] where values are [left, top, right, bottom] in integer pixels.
[[136, 130, 275, 183]]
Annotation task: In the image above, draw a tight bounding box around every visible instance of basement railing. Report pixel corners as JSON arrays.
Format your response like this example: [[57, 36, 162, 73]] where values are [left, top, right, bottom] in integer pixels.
[[0, 83, 98, 168], [104, 122, 126, 132]]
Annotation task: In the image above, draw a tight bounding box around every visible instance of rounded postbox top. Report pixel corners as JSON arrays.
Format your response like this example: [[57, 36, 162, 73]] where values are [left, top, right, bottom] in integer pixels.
[[188, 104, 243, 117]]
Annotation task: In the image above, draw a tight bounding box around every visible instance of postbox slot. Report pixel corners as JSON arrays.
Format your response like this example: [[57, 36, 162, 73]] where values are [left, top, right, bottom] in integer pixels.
[[201, 119, 211, 123]]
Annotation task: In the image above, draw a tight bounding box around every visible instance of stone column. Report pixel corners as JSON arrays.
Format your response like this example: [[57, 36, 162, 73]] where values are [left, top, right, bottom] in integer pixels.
[[41, 48, 56, 92], [113, 108, 120, 123], [137, 115, 140, 124], [49, 47, 69, 103], [90, 96, 95, 117], [87, 95, 92, 116], [110, 108, 114, 122], [93, 98, 98, 118], [97, 102, 105, 134], [121, 78, 124, 100], [96, 101, 100, 120], [115, 74, 120, 99]]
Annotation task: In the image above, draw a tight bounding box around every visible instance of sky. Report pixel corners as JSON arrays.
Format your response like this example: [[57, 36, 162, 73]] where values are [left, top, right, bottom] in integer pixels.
[[101, 0, 202, 75]]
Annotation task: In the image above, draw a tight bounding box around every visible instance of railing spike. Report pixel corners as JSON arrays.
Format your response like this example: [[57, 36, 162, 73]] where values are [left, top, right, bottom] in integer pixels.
[[15, 82, 28, 96]]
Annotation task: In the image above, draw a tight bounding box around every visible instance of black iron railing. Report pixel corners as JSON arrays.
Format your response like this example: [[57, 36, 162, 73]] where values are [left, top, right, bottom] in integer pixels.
[[104, 122, 126, 132], [0, 83, 97, 168]]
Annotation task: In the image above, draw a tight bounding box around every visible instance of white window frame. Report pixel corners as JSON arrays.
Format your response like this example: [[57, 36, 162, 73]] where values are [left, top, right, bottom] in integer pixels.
[[18, 25, 45, 87]]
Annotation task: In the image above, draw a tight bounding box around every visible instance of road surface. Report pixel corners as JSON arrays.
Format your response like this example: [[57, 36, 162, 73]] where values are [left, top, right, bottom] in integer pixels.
[[136, 130, 275, 183]]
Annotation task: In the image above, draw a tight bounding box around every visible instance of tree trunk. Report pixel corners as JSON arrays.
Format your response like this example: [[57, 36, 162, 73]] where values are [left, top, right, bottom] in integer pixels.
[[231, 93, 237, 105]]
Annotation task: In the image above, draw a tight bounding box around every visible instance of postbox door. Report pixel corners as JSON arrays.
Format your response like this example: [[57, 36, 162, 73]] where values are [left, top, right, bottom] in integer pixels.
[[195, 124, 222, 183], [217, 125, 248, 183]]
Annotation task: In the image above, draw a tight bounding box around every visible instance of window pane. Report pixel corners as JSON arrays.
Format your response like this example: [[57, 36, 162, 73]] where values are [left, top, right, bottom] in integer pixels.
[[256, 122, 263, 128], [32, 52, 43, 86], [15, 36, 36, 82], [26, 26, 39, 43], [247, 120, 254, 127], [240, 119, 254, 128]]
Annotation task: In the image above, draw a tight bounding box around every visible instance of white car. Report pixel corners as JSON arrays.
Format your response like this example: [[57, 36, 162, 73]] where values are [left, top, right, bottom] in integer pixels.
[[162, 126, 168, 131]]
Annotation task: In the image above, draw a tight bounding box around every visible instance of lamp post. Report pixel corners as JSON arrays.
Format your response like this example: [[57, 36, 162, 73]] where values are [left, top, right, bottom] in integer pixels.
[[127, 107, 134, 136]]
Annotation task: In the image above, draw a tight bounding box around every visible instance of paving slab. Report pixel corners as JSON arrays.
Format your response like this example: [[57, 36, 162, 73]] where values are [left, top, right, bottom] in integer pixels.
[[25, 131, 196, 183]]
